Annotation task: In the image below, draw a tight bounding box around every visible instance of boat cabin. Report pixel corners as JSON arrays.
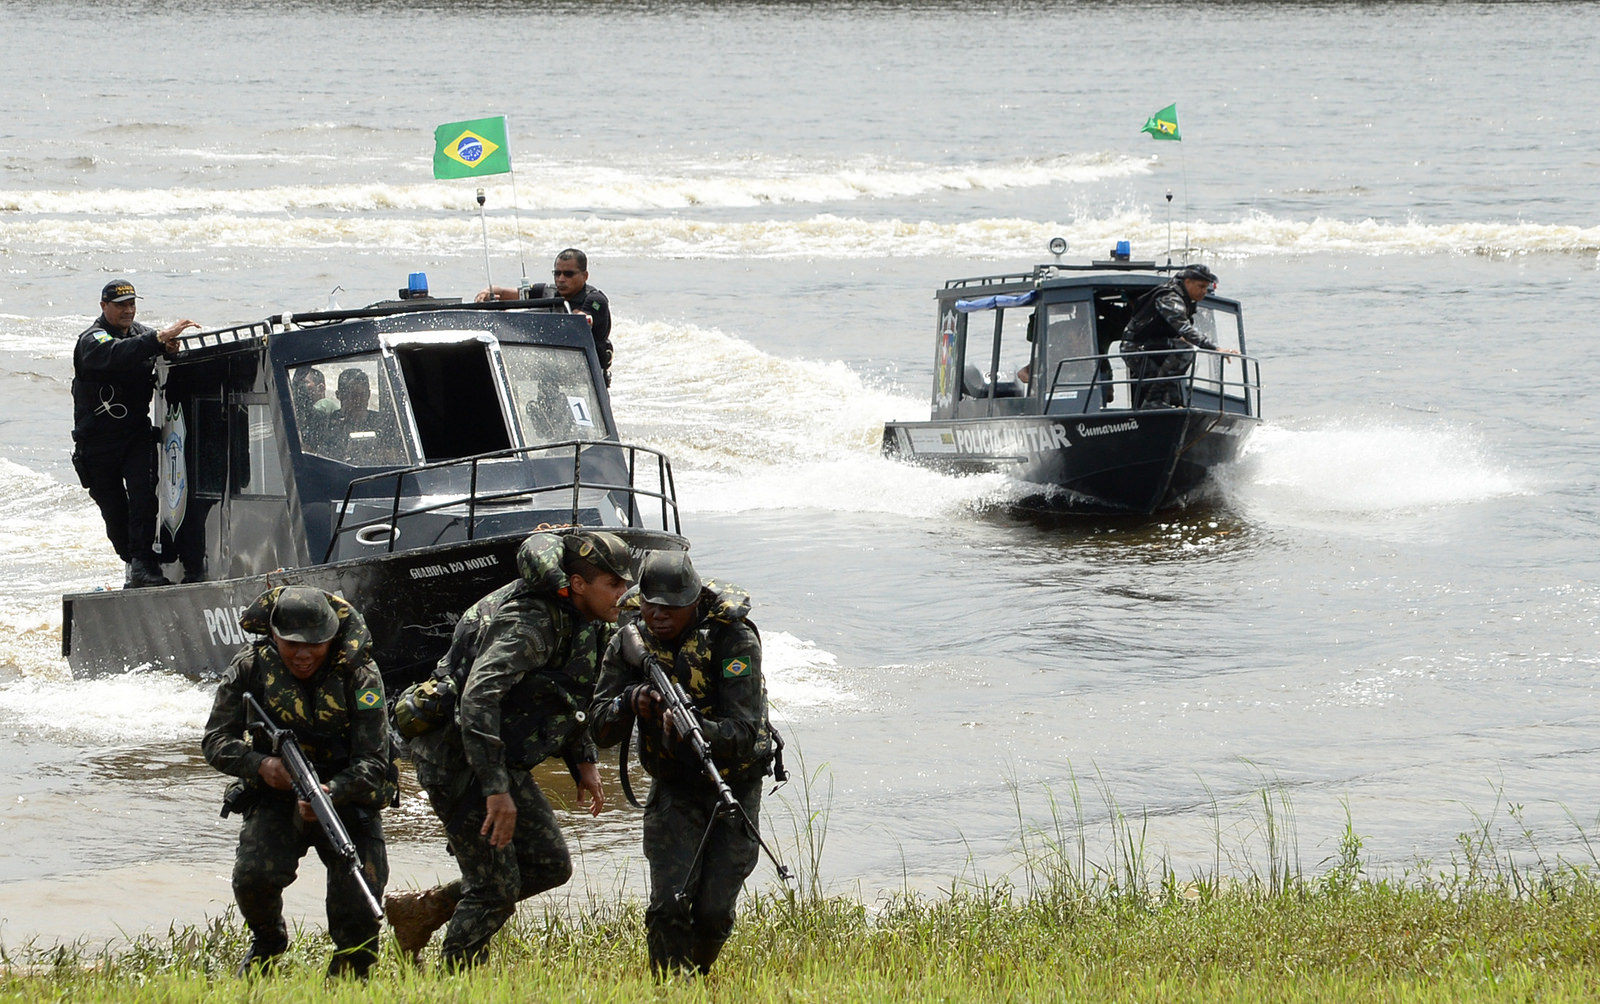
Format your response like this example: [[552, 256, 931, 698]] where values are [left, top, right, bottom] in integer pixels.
[[932, 261, 1261, 421], [153, 298, 678, 583]]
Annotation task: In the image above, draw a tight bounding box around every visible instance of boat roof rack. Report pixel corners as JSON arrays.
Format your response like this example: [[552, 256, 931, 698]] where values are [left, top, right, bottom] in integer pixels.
[[943, 261, 1175, 293], [169, 297, 571, 360]]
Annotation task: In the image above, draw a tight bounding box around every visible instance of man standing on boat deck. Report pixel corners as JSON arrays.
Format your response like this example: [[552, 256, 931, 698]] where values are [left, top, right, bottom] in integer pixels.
[[1119, 264, 1222, 409], [70, 280, 199, 588], [383, 530, 632, 969], [202, 585, 393, 979], [476, 248, 614, 385], [590, 552, 777, 978]]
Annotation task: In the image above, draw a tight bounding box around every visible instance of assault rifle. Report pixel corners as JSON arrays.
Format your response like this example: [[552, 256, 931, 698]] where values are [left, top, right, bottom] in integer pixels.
[[242, 691, 384, 921], [641, 656, 793, 892]]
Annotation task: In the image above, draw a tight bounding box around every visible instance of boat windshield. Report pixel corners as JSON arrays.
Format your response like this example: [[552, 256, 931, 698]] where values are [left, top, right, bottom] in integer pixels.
[[501, 344, 608, 444], [289, 354, 410, 465], [1191, 303, 1247, 402]]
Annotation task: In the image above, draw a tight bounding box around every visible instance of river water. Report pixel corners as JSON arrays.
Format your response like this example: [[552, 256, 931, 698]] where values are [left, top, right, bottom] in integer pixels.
[[1, 0, 1597, 946]]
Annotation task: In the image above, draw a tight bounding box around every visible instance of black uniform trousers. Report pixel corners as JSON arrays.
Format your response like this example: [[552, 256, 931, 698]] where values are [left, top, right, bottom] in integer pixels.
[[73, 435, 159, 563]]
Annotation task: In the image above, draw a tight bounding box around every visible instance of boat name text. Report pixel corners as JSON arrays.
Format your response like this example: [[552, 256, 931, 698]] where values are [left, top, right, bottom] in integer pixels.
[[1077, 419, 1140, 438], [953, 423, 1070, 455], [204, 605, 251, 647], [410, 554, 502, 580]]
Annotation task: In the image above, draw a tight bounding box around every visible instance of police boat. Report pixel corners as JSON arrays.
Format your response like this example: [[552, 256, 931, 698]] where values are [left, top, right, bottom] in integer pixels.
[[61, 281, 684, 683], [882, 241, 1263, 514]]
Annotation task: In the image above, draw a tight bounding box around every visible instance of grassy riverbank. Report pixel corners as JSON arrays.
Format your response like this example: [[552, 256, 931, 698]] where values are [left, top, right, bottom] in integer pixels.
[[4, 877, 1600, 1003], [7, 781, 1600, 1001]]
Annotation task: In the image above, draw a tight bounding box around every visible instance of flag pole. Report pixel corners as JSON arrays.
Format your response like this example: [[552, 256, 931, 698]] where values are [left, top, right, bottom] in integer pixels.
[[476, 188, 493, 292], [505, 117, 528, 291], [1165, 190, 1173, 267]]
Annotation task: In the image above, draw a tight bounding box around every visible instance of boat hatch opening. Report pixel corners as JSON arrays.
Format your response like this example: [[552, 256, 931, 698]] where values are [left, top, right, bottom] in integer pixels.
[[392, 339, 513, 461]]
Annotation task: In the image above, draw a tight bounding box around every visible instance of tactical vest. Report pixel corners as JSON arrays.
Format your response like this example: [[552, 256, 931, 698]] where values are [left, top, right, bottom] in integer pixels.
[[632, 582, 775, 782]]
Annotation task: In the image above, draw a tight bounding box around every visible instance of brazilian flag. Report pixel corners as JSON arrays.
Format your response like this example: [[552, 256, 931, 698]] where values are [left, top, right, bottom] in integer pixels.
[[433, 116, 512, 179], [1141, 104, 1181, 142]]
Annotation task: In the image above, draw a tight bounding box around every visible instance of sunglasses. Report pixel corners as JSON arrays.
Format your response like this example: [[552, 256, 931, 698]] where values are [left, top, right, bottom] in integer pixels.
[[553, 269, 581, 278]]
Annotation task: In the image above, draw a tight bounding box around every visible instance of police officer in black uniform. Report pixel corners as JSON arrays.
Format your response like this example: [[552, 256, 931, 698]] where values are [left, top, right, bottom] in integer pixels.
[[70, 281, 198, 587], [476, 248, 613, 385], [1120, 264, 1220, 409]]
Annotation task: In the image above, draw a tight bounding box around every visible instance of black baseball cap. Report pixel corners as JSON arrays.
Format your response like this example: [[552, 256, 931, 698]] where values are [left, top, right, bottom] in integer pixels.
[[101, 281, 139, 303]]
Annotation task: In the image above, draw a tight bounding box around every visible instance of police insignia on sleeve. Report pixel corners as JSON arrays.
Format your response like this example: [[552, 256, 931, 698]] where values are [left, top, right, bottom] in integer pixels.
[[355, 688, 383, 709], [722, 658, 749, 679]]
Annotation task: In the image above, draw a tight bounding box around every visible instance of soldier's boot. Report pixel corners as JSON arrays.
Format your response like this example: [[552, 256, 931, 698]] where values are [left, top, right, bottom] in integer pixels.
[[385, 887, 457, 964], [326, 944, 377, 980], [234, 938, 286, 978], [127, 556, 171, 588]]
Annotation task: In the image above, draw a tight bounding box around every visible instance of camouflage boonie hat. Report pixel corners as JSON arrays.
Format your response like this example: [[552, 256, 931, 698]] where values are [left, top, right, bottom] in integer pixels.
[[638, 551, 701, 607], [269, 586, 340, 643], [564, 530, 634, 584]]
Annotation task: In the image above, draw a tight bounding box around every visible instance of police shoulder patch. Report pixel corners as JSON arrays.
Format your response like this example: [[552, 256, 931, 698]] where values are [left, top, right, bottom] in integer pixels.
[[92, 331, 113, 343], [722, 658, 750, 679], [355, 687, 383, 710]]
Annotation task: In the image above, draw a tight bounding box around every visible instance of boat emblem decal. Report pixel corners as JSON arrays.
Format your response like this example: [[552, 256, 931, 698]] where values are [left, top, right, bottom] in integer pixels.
[[161, 404, 188, 534], [935, 310, 958, 411]]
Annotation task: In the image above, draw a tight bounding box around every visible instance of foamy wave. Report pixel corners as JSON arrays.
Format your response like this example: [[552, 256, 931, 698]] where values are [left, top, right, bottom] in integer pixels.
[[1228, 421, 1530, 514], [764, 632, 854, 709], [5, 210, 1594, 261], [608, 320, 1022, 517], [0, 670, 214, 744], [0, 152, 1143, 216]]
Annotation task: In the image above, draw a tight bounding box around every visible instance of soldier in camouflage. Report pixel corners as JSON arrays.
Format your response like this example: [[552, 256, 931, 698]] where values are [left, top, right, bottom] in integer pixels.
[[590, 551, 775, 978], [385, 529, 634, 968], [202, 585, 392, 978]]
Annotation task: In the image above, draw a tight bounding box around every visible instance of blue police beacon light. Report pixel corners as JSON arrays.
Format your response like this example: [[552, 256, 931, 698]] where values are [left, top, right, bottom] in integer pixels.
[[1113, 240, 1131, 261], [405, 272, 429, 299]]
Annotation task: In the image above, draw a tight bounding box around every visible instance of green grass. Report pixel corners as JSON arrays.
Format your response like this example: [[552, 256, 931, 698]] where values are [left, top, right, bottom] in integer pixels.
[[7, 778, 1600, 1002]]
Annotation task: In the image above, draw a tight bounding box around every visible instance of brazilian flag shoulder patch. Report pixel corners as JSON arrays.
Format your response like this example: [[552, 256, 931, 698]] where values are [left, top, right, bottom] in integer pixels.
[[722, 658, 750, 679], [92, 330, 113, 343], [354, 687, 383, 710]]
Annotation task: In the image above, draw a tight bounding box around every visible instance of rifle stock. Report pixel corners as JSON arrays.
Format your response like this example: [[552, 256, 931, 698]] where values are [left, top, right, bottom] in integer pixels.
[[241, 691, 384, 920]]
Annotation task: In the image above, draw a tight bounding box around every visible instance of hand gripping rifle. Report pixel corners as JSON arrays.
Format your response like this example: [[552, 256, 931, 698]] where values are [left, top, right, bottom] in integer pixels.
[[242, 691, 383, 921], [641, 657, 794, 894]]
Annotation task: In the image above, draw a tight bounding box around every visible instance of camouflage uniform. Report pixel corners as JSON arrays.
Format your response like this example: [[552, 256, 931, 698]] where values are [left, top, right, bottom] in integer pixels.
[[1121, 277, 1217, 408], [408, 532, 611, 967], [201, 587, 391, 976], [591, 581, 773, 976]]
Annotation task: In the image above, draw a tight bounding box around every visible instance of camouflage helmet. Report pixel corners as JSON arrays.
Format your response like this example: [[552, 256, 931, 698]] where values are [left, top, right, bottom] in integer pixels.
[[638, 551, 702, 607], [563, 530, 634, 584], [270, 586, 340, 643], [516, 532, 569, 594]]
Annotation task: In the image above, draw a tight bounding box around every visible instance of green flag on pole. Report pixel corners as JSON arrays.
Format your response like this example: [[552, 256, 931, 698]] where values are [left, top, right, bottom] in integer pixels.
[[433, 116, 512, 179], [1141, 104, 1181, 141]]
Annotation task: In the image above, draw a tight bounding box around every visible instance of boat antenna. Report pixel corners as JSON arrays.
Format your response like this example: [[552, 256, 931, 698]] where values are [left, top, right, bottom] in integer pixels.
[[476, 188, 494, 292], [1165, 191, 1173, 267], [507, 142, 529, 288]]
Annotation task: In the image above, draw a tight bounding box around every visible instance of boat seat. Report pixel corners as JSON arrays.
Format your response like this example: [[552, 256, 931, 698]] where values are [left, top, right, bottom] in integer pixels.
[[963, 364, 1024, 399]]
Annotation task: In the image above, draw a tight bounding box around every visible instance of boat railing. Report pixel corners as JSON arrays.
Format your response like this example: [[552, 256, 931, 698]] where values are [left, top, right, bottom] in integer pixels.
[[1041, 348, 1262, 416], [323, 440, 681, 561]]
